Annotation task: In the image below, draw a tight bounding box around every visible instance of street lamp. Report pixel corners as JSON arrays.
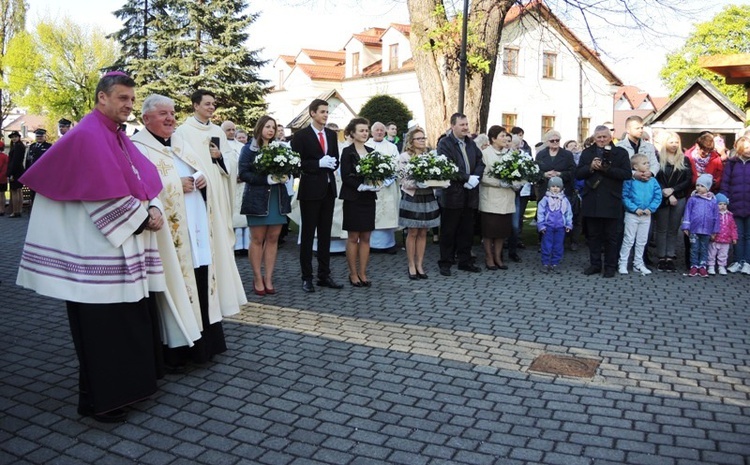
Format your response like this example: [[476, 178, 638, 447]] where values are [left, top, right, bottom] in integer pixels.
[[457, 0, 469, 114]]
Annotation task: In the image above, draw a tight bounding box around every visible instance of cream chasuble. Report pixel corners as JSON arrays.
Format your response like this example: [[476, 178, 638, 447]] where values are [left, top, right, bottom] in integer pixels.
[[132, 130, 246, 348]]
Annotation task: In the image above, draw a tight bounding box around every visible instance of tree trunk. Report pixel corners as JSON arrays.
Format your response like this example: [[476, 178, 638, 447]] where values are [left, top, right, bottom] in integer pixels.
[[408, 0, 512, 143]]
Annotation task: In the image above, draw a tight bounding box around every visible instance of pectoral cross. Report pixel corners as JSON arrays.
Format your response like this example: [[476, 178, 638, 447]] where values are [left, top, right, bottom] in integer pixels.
[[156, 159, 173, 176]]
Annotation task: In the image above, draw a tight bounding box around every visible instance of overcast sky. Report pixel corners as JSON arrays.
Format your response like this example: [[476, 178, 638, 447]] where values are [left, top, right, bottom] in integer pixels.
[[27, 0, 740, 96]]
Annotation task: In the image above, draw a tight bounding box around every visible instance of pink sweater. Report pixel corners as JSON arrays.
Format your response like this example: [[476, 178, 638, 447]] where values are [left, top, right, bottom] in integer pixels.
[[715, 210, 738, 244]]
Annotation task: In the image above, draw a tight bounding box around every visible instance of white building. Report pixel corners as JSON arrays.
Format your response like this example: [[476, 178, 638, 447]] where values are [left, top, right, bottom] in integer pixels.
[[266, 1, 622, 146]]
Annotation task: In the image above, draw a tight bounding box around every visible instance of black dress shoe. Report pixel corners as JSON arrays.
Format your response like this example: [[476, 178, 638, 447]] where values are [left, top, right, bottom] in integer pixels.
[[509, 253, 522, 263], [417, 272, 428, 279], [78, 406, 128, 423], [583, 266, 601, 276], [497, 264, 509, 270], [302, 280, 315, 293], [439, 268, 451, 276], [458, 264, 481, 273], [603, 269, 616, 278], [485, 264, 499, 271], [408, 270, 419, 280], [350, 278, 363, 287], [317, 277, 343, 289]]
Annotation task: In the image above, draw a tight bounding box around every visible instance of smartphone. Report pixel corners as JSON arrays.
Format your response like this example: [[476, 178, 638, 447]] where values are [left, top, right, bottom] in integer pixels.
[[210, 136, 220, 150]]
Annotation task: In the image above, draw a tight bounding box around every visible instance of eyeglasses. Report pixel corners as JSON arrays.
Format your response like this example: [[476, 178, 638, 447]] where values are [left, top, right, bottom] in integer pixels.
[[413, 137, 427, 141], [548, 139, 560, 143]]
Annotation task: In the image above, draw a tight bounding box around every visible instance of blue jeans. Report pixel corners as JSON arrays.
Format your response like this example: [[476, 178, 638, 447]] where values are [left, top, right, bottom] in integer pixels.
[[733, 215, 750, 264], [541, 226, 565, 266], [689, 233, 710, 267]]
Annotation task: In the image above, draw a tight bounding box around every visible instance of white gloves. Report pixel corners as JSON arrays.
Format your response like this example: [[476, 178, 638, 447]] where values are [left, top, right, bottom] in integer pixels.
[[319, 155, 337, 170], [267, 174, 281, 185], [463, 175, 480, 189], [416, 182, 429, 189], [357, 184, 381, 192]]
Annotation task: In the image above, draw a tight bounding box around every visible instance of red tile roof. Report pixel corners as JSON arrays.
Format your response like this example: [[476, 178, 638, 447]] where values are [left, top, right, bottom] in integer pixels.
[[295, 63, 345, 81], [299, 49, 346, 64]]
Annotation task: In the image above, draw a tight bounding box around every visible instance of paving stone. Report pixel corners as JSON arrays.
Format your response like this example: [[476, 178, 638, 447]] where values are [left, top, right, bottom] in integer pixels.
[[3, 222, 750, 465]]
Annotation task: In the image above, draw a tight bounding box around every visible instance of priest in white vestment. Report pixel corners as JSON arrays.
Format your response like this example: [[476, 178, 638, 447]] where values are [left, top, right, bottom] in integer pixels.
[[221, 120, 250, 253], [134, 94, 246, 367], [174, 89, 235, 247], [366, 122, 401, 253]]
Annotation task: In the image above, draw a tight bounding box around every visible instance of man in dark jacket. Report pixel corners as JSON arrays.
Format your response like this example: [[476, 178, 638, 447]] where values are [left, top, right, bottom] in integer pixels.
[[7, 131, 26, 217], [436, 113, 485, 276], [576, 125, 632, 277]]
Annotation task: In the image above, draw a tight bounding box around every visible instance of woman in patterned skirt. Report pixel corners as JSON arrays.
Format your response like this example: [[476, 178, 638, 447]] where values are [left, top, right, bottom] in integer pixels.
[[398, 128, 441, 279]]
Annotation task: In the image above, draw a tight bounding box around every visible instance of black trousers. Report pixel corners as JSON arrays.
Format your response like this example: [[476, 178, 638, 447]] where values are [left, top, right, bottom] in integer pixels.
[[584, 216, 621, 270], [439, 207, 476, 268], [299, 189, 336, 280], [164, 265, 226, 366]]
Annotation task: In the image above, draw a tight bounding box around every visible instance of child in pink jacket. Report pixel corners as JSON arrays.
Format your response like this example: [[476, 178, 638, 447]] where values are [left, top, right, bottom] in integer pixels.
[[708, 193, 738, 275]]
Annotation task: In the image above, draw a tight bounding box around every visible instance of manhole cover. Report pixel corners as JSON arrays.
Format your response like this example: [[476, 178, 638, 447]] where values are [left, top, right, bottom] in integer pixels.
[[528, 354, 600, 378]]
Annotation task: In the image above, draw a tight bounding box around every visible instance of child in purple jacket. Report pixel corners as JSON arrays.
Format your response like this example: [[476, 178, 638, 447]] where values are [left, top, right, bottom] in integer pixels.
[[682, 173, 720, 277], [537, 177, 573, 273]]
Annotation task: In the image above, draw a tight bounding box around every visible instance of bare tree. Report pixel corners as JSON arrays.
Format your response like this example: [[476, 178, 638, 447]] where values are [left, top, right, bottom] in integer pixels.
[[0, 0, 28, 129]]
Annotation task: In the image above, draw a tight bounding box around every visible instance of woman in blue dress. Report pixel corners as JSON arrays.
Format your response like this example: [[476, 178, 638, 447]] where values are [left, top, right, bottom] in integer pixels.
[[238, 115, 292, 296]]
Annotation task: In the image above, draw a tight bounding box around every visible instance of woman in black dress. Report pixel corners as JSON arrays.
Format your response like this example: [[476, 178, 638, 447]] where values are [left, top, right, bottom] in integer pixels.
[[339, 117, 379, 287]]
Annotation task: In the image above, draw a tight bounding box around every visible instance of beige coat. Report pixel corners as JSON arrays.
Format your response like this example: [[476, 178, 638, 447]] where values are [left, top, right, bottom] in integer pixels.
[[479, 146, 516, 214]]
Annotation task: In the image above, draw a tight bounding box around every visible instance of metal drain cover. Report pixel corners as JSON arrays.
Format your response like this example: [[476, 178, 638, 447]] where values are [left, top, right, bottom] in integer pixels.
[[528, 354, 600, 378]]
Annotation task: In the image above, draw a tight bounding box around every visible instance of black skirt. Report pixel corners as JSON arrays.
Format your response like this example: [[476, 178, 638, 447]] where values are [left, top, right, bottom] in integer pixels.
[[66, 297, 162, 414], [481, 212, 512, 239], [343, 198, 376, 232]]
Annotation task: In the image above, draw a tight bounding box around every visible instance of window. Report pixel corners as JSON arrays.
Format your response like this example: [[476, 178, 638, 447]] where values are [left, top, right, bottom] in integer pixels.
[[389, 44, 399, 70], [541, 116, 555, 136], [503, 48, 519, 75], [502, 113, 517, 132], [351, 52, 360, 76], [542, 52, 557, 79], [578, 117, 590, 143]]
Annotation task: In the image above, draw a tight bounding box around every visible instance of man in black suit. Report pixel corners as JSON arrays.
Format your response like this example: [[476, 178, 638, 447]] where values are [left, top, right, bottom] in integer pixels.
[[291, 99, 344, 292], [436, 113, 485, 276], [575, 125, 632, 278]]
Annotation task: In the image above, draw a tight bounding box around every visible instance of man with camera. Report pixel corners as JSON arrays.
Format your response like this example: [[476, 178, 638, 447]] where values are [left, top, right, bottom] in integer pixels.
[[576, 125, 632, 277]]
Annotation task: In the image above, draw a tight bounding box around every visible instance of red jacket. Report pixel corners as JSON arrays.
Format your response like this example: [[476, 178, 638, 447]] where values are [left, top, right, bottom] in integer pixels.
[[0, 151, 8, 183], [686, 145, 723, 193]]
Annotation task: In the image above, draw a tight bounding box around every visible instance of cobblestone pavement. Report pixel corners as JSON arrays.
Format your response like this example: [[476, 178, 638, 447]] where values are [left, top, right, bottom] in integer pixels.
[[2, 216, 749, 465]]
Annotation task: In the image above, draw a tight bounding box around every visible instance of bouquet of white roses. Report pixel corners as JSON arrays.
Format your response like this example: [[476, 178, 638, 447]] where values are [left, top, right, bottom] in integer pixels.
[[254, 141, 301, 179], [355, 151, 397, 186], [488, 149, 540, 185], [402, 150, 459, 182]]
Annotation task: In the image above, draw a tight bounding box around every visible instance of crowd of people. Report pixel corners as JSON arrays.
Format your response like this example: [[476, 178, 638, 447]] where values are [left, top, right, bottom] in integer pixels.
[[4, 78, 749, 423]]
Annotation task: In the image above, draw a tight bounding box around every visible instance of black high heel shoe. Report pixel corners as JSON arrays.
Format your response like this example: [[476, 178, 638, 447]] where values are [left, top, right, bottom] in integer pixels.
[[408, 268, 419, 280], [349, 277, 363, 287]]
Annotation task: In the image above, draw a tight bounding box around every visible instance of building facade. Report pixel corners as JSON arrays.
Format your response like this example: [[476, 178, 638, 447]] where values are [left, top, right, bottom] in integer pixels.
[[267, 2, 623, 146]]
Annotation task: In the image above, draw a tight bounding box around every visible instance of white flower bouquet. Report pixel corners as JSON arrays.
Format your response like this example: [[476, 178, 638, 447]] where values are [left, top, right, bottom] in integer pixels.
[[355, 150, 397, 186], [488, 149, 540, 186], [255, 141, 301, 178], [402, 150, 459, 185]]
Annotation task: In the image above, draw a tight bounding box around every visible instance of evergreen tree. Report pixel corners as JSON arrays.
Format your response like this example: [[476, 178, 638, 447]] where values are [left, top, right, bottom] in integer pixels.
[[109, 0, 171, 73], [111, 0, 267, 125]]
